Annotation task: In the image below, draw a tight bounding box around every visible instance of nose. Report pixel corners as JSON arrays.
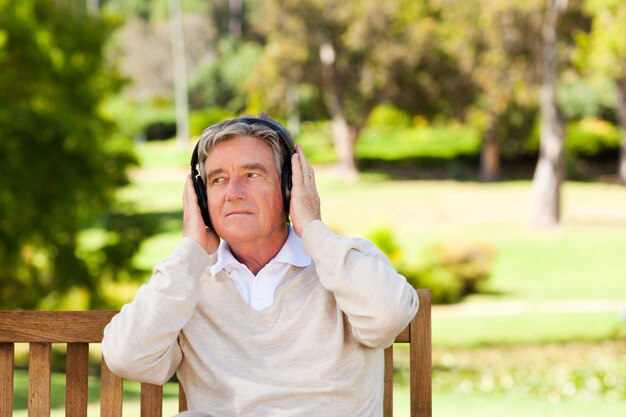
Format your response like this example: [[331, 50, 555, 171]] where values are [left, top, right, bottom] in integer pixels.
[[225, 177, 246, 201]]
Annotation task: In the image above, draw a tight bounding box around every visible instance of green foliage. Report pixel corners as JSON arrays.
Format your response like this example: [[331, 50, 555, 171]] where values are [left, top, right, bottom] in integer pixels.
[[296, 121, 338, 165], [365, 226, 496, 304], [566, 117, 621, 156], [401, 242, 497, 304], [366, 104, 412, 129], [366, 228, 403, 264], [575, 0, 626, 80], [356, 124, 481, 160], [251, 0, 474, 124], [0, 0, 144, 309], [558, 75, 617, 121], [527, 117, 621, 157], [188, 39, 263, 112], [189, 108, 236, 137], [103, 96, 175, 141]]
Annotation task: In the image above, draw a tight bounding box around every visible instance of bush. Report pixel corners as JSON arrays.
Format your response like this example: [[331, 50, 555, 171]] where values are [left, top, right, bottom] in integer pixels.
[[367, 228, 403, 264], [527, 117, 621, 158], [366, 103, 412, 129], [366, 227, 496, 304], [400, 242, 497, 304], [566, 117, 621, 156]]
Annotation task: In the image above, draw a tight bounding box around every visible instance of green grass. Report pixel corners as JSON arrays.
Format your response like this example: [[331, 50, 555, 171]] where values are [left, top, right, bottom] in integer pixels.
[[431, 391, 625, 417], [433, 311, 624, 347]]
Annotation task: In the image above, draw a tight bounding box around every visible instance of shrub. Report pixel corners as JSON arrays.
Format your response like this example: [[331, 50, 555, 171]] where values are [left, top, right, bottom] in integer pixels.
[[566, 117, 621, 156], [400, 242, 497, 304], [367, 228, 403, 264], [527, 117, 621, 157], [366, 227, 497, 304], [366, 103, 412, 129]]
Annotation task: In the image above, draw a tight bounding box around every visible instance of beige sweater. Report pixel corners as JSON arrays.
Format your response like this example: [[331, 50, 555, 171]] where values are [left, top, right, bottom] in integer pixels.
[[102, 220, 418, 417]]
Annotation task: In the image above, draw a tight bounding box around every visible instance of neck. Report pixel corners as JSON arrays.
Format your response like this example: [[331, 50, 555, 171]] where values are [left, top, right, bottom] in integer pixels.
[[228, 226, 289, 275]]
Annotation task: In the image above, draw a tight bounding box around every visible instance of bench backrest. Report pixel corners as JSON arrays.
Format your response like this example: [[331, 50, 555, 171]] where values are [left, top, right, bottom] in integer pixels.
[[0, 289, 431, 417]]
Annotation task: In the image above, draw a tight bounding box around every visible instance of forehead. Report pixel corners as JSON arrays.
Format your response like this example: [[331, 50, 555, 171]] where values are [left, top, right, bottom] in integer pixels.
[[204, 135, 277, 171]]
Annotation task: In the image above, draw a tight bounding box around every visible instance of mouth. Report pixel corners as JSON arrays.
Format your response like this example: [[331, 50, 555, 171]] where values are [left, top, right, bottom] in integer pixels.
[[225, 210, 253, 217]]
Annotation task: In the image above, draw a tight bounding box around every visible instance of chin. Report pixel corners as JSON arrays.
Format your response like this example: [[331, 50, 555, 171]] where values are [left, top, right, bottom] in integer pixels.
[[215, 221, 261, 243]]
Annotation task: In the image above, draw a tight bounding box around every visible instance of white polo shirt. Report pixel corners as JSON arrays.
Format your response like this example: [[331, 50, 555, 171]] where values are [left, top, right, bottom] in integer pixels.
[[209, 227, 312, 311]]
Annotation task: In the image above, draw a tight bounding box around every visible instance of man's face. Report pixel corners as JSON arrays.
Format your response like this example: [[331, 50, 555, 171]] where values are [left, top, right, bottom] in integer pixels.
[[204, 135, 286, 246]]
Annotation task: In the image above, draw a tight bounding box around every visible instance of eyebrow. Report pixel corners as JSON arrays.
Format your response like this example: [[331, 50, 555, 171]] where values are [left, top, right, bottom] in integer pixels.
[[242, 163, 269, 174], [206, 163, 270, 180]]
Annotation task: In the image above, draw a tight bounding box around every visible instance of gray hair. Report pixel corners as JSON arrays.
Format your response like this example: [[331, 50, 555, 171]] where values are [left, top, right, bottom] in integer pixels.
[[197, 113, 289, 181]]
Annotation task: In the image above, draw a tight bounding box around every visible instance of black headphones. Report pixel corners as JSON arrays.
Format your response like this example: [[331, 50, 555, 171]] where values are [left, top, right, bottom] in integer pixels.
[[190, 117, 296, 229]]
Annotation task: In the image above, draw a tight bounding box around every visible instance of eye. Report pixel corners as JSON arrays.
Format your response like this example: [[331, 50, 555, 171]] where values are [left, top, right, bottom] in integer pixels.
[[210, 177, 225, 185], [246, 172, 260, 179]]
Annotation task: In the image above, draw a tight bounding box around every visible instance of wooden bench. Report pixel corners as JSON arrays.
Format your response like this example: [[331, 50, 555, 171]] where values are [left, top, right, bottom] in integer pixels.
[[0, 289, 431, 417]]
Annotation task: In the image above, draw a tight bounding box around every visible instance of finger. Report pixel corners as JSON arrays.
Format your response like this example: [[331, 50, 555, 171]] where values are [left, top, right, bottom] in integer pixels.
[[296, 144, 313, 175], [294, 145, 315, 181], [291, 149, 305, 184], [183, 175, 197, 206]]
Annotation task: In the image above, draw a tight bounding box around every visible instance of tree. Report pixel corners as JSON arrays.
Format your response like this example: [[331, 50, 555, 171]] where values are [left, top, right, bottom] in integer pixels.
[[0, 0, 141, 308], [438, 0, 544, 181], [576, 0, 626, 183], [250, 0, 473, 178], [530, 0, 570, 226]]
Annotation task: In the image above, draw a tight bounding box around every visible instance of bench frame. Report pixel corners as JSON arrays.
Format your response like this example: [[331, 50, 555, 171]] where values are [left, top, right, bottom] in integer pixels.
[[0, 289, 431, 417]]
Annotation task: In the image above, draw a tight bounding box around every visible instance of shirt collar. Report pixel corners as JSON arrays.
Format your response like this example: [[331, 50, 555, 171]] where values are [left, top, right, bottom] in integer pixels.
[[210, 226, 311, 275]]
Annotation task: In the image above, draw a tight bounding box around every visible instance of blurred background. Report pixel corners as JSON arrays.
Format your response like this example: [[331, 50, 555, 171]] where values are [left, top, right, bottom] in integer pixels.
[[1, 0, 625, 416]]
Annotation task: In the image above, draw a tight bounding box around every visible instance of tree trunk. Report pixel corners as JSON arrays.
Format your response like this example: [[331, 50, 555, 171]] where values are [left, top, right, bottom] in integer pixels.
[[168, 0, 189, 150], [229, 0, 242, 40], [86, 0, 99, 14], [330, 115, 358, 180], [615, 76, 626, 184], [530, 0, 567, 226], [480, 112, 501, 182], [319, 42, 358, 179]]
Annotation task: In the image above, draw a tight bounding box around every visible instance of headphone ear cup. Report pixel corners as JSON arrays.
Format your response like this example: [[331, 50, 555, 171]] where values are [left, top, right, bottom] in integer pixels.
[[193, 175, 212, 228], [281, 159, 292, 221]]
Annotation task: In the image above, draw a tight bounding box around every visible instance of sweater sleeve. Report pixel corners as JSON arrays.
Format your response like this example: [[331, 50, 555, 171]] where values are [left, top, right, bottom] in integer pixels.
[[301, 220, 419, 348], [102, 237, 212, 384]]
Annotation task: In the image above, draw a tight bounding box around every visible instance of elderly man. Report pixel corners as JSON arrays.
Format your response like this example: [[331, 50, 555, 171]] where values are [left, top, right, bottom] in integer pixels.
[[102, 114, 418, 417]]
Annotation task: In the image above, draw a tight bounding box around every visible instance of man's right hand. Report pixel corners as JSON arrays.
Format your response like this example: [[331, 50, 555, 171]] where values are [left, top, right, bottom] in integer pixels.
[[183, 175, 220, 254]]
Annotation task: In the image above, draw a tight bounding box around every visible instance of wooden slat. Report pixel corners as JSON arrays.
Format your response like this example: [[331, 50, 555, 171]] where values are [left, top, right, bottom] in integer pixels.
[[411, 289, 432, 417], [0, 343, 14, 417], [394, 326, 410, 343], [101, 358, 123, 417], [383, 346, 394, 417], [178, 383, 187, 412], [0, 311, 118, 343], [141, 383, 162, 417], [28, 342, 51, 417], [66, 343, 89, 417]]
